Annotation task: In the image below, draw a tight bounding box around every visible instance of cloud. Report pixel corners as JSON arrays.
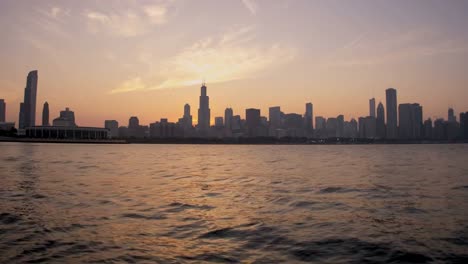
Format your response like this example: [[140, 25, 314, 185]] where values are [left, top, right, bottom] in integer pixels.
[[241, 0, 258, 15], [110, 26, 296, 93], [85, 5, 168, 37], [323, 30, 468, 68], [111, 77, 152, 94]]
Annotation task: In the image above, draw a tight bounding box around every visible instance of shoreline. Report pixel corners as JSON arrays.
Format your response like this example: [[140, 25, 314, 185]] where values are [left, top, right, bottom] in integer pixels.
[[0, 137, 466, 145]]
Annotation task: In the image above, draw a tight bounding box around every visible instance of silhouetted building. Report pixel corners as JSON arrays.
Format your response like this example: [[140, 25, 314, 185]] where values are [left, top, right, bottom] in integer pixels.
[[246, 108, 261, 137], [423, 118, 432, 139], [150, 119, 182, 138], [304, 102, 313, 135], [315, 116, 326, 138], [376, 102, 385, 138], [231, 115, 242, 135], [198, 82, 211, 135], [105, 120, 119, 138], [398, 103, 422, 139], [326, 118, 338, 138], [225, 108, 233, 131], [182, 103, 193, 128], [42, 102, 49, 126], [386, 88, 398, 139], [461, 112, 468, 139], [448, 108, 456, 123], [337, 115, 344, 137], [359, 116, 376, 139], [0, 99, 5, 123], [53, 107, 76, 127], [19, 70, 38, 129], [433, 119, 446, 140], [343, 118, 358, 138], [215, 117, 224, 128], [26, 126, 108, 140], [369, 98, 376, 118], [284, 113, 304, 137], [269, 106, 282, 129]]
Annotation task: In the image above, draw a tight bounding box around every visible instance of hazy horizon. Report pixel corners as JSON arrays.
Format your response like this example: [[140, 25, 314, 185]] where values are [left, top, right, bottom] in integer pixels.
[[1, 0, 468, 127]]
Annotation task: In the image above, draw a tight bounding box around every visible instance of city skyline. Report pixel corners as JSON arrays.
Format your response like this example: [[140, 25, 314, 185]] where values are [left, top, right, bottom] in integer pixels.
[[1, 0, 468, 126]]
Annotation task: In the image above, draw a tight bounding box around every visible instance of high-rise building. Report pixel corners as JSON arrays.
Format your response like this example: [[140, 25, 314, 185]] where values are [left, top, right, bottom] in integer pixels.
[[386, 88, 398, 139], [105, 120, 119, 138], [398, 103, 423, 139], [0, 99, 5, 123], [53, 107, 76, 127], [460, 112, 468, 140], [369, 98, 376, 118], [337, 115, 344, 137], [359, 116, 376, 139], [269, 106, 282, 128], [315, 116, 327, 138], [326, 118, 338, 138], [423, 118, 433, 139], [376, 102, 385, 138], [129, 116, 139, 129], [304, 103, 313, 133], [224, 108, 233, 131], [343, 118, 358, 138], [19, 70, 38, 129], [197, 82, 211, 134], [246, 108, 261, 137], [214, 117, 224, 128], [448, 108, 456, 123], [182, 103, 193, 129], [42, 102, 49, 126]]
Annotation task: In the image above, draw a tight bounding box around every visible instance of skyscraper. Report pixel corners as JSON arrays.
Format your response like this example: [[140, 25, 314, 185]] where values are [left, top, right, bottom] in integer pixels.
[[448, 108, 456, 123], [369, 98, 376, 118], [19, 70, 38, 129], [224, 108, 233, 131], [386, 88, 397, 139], [19, 103, 25, 129], [214, 117, 224, 128], [197, 82, 210, 134], [304, 102, 313, 133], [460, 112, 468, 139], [398, 103, 423, 139], [269, 106, 282, 128], [42, 102, 49, 126], [246, 108, 261, 137], [376, 102, 385, 138], [0, 99, 5, 123], [183, 103, 192, 128]]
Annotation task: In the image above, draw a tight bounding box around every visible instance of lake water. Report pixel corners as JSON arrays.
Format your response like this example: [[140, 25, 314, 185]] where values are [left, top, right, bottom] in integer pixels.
[[1, 143, 468, 263]]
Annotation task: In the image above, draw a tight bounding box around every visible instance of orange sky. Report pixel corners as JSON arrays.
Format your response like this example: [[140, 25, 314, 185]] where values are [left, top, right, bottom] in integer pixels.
[[1, 0, 467, 127]]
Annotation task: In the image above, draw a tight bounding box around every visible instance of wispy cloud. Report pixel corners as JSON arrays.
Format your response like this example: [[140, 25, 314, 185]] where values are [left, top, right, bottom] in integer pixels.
[[110, 26, 296, 93], [241, 0, 258, 15], [323, 29, 468, 68], [85, 5, 168, 37]]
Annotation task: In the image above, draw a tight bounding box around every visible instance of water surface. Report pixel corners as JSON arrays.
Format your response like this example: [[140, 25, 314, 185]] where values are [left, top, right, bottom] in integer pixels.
[[1, 143, 468, 263]]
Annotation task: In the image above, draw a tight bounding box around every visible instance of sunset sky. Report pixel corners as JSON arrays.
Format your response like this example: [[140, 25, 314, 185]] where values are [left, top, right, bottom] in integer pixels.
[[1, 0, 468, 127]]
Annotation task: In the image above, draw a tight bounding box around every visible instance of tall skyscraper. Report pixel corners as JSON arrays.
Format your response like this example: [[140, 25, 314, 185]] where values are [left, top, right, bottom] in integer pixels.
[[197, 82, 210, 134], [369, 98, 376, 118], [42, 102, 49, 126], [246, 108, 261, 137], [19, 70, 38, 129], [398, 103, 423, 139], [0, 99, 5, 123], [269, 106, 282, 128], [224, 108, 233, 131], [376, 102, 386, 138], [183, 103, 192, 127], [304, 102, 313, 132], [448, 108, 456, 123], [386, 88, 398, 139]]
